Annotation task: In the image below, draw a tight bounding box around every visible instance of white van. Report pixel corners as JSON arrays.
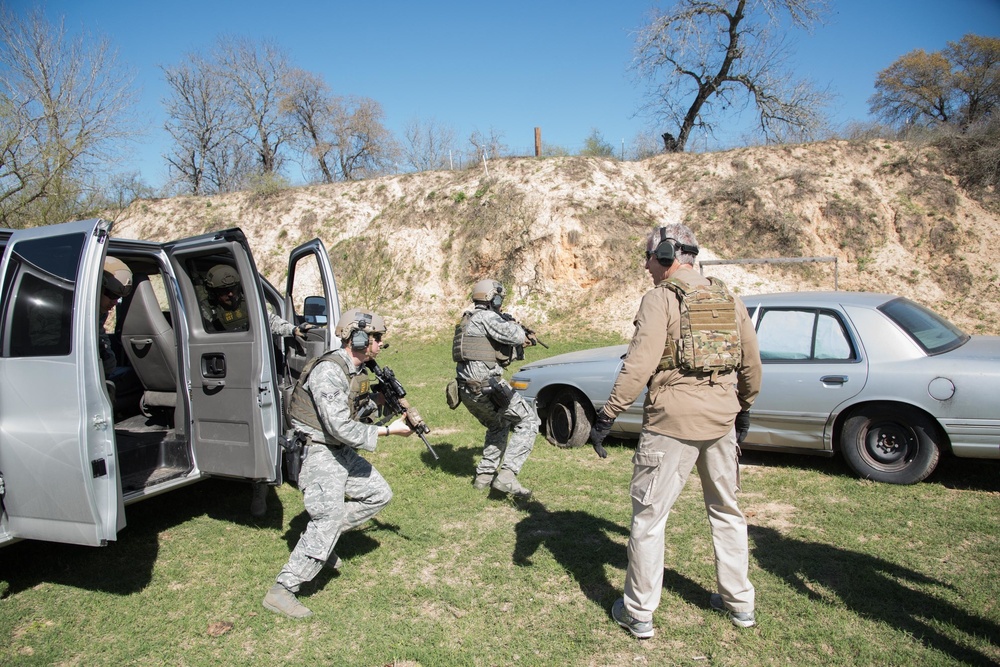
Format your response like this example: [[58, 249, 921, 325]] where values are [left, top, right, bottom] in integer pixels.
[[0, 218, 340, 548]]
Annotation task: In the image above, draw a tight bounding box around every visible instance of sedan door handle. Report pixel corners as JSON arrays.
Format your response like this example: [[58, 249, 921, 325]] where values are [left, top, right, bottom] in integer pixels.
[[820, 375, 848, 385]]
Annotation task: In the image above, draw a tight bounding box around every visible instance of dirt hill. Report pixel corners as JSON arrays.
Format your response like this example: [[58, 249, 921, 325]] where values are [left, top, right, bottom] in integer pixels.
[[115, 138, 1000, 338]]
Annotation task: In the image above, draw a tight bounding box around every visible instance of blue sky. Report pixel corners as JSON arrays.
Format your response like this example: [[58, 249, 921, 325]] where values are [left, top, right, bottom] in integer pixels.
[[12, 0, 1000, 189]]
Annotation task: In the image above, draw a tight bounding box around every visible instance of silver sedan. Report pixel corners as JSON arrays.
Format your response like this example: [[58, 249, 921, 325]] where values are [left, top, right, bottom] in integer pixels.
[[511, 292, 1000, 484]]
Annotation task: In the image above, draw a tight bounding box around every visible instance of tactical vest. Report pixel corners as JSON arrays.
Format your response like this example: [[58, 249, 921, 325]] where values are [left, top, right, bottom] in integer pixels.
[[452, 310, 514, 368], [214, 303, 249, 331], [656, 276, 742, 380], [288, 350, 372, 441]]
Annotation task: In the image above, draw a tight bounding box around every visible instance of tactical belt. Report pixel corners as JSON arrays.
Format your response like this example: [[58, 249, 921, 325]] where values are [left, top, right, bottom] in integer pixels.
[[457, 378, 488, 393]]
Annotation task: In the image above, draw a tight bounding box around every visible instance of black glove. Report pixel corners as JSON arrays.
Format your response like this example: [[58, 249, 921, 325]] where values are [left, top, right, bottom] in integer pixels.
[[589, 412, 614, 459], [734, 410, 750, 445], [294, 322, 316, 339]]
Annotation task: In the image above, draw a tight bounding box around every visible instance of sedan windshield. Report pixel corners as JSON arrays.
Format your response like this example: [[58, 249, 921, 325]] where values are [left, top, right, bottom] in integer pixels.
[[879, 297, 969, 355]]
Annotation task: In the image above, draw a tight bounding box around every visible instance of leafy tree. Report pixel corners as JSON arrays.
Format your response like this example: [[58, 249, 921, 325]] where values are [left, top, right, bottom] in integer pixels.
[[632, 0, 829, 153], [949, 35, 1000, 126], [580, 128, 616, 157], [870, 35, 999, 129], [0, 7, 138, 227]]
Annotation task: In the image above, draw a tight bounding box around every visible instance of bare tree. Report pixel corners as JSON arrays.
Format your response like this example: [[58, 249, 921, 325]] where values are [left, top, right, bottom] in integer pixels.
[[162, 53, 248, 194], [0, 7, 138, 227], [870, 34, 1000, 129], [401, 117, 456, 171], [332, 96, 397, 181], [282, 68, 336, 182], [214, 36, 292, 176], [468, 127, 507, 163], [631, 0, 829, 153], [282, 70, 397, 182]]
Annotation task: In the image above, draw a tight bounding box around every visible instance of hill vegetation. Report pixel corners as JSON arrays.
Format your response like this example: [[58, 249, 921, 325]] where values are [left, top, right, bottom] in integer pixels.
[[116, 132, 1000, 338]]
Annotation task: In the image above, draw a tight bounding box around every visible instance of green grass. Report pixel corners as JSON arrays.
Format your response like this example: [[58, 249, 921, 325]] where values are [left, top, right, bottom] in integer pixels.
[[1, 335, 999, 666]]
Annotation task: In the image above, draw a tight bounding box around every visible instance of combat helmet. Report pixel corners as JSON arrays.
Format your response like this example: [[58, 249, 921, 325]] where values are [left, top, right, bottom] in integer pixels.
[[205, 264, 241, 289], [103, 256, 133, 298], [335, 308, 387, 349], [471, 279, 505, 310]]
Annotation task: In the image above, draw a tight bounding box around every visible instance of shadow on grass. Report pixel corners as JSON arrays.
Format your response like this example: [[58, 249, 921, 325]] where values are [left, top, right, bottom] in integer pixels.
[[750, 525, 1000, 666], [739, 450, 1000, 492], [0, 478, 251, 598], [416, 441, 483, 483], [513, 500, 629, 607]]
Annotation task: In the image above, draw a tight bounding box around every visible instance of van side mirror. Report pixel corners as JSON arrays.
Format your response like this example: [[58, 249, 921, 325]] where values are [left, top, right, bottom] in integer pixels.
[[303, 295, 327, 325]]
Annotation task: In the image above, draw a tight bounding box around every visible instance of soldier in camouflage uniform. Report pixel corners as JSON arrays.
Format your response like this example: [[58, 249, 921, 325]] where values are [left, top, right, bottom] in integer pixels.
[[453, 279, 539, 499], [199, 264, 315, 517], [199, 263, 312, 339], [263, 308, 412, 619]]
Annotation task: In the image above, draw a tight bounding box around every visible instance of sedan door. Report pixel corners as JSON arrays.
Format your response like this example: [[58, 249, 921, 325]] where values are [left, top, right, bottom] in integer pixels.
[[746, 305, 868, 451], [0, 219, 122, 546]]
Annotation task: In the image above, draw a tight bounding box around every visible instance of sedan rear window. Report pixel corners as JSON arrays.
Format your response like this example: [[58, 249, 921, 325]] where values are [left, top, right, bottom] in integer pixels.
[[878, 297, 969, 355]]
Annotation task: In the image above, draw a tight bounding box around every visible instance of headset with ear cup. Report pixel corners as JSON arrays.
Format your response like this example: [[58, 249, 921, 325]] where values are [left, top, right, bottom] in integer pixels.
[[650, 227, 700, 266], [350, 312, 373, 350]]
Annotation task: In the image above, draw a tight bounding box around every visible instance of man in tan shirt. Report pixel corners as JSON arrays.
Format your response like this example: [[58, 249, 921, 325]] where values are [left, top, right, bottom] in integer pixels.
[[590, 223, 762, 638]]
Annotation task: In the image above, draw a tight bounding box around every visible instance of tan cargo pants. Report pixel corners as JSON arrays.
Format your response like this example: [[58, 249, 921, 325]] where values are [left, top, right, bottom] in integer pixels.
[[622, 429, 754, 621]]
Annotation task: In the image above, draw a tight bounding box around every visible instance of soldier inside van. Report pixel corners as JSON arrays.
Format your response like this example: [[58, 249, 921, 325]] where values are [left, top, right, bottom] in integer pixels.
[[100, 257, 142, 417], [198, 264, 317, 517]]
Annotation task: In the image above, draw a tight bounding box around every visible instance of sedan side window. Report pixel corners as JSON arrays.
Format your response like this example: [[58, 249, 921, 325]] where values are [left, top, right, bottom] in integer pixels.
[[756, 309, 854, 361]]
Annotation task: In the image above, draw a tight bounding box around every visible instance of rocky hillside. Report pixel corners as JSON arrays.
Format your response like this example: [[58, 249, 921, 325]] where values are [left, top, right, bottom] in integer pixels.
[[115, 138, 1000, 338]]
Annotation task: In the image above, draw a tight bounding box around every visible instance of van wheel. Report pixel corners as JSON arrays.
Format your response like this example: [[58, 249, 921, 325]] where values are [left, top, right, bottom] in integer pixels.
[[840, 406, 940, 484], [545, 391, 592, 448]]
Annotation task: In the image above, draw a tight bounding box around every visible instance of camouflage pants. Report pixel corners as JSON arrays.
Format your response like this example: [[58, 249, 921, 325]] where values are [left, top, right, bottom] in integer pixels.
[[275, 443, 392, 592], [460, 382, 539, 476]]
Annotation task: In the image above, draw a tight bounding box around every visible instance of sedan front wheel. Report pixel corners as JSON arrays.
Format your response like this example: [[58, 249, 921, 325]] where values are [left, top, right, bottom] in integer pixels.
[[840, 405, 941, 484]]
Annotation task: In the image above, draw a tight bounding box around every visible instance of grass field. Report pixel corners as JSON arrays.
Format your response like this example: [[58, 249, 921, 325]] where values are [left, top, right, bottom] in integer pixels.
[[1, 335, 998, 666]]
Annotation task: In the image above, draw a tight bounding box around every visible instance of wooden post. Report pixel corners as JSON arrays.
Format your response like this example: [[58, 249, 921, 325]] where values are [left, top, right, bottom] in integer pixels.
[[534, 127, 541, 157]]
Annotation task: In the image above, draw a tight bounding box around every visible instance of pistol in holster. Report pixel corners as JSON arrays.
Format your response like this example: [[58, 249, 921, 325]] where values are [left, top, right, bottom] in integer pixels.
[[280, 431, 310, 485]]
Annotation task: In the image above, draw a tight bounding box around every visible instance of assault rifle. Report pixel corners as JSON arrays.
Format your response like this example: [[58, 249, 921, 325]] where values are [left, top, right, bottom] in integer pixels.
[[500, 312, 549, 350], [366, 361, 439, 461]]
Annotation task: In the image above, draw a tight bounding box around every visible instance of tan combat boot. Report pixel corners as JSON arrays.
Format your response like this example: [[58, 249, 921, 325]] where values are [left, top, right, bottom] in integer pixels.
[[263, 584, 312, 619], [492, 469, 531, 499], [472, 472, 494, 490]]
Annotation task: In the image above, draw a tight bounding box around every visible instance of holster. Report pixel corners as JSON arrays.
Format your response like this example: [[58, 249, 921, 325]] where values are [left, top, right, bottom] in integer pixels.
[[484, 377, 514, 410], [280, 431, 310, 485]]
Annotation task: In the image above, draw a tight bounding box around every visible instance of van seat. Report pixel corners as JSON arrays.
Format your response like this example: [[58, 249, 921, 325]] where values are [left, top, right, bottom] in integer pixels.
[[121, 276, 177, 408]]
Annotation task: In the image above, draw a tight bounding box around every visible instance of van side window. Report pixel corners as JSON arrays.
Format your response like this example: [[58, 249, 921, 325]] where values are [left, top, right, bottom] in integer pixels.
[[2, 233, 84, 358], [191, 258, 250, 333]]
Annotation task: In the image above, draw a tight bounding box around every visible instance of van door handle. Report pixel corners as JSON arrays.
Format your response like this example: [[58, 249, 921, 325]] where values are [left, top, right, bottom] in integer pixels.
[[202, 353, 227, 378]]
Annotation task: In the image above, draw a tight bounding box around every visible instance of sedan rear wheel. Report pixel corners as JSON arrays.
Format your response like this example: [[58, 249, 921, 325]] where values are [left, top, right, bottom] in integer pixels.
[[544, 390, 593, 448], [840, 405, 940, 484]]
